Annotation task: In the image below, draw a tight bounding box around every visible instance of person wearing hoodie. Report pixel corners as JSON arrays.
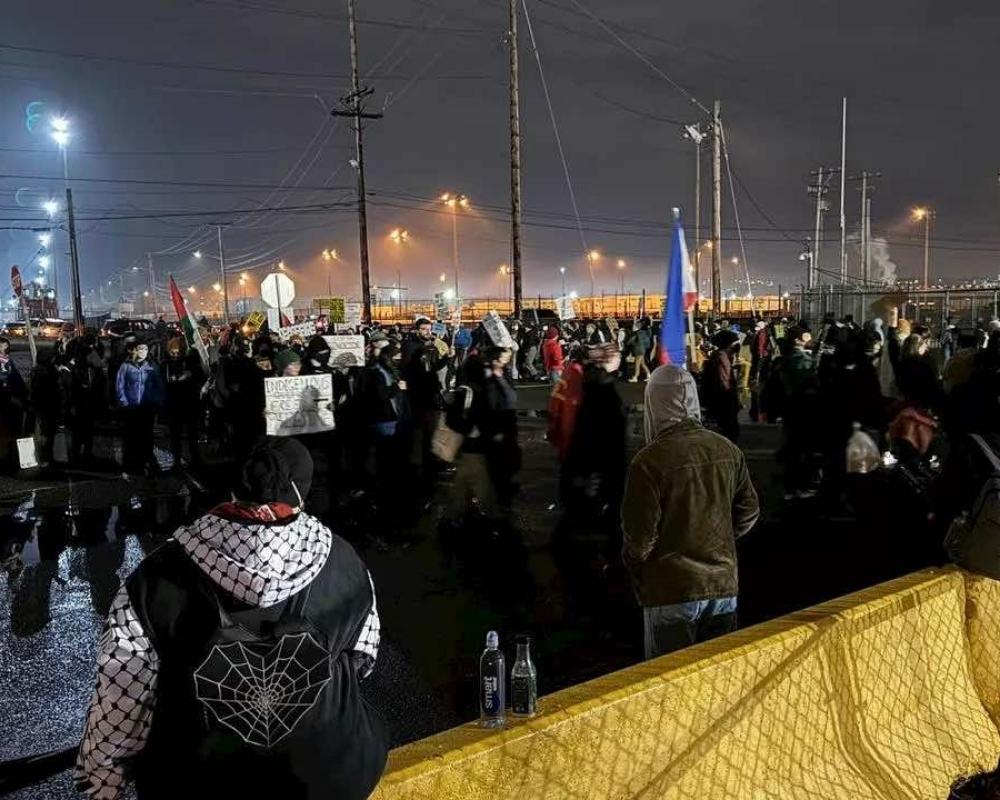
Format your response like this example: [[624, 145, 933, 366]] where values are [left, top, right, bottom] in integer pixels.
[[0, 336, 28, 470], [622, 365, 760, 658], [116, 341, 164, 476], [75, 438, 387, 800], [541, 325, 564, 381], [161, 337, 206, 470]]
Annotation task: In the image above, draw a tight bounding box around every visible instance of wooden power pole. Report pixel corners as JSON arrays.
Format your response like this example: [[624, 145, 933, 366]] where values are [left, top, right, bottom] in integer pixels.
[[335, 0, 382, 325], [711, 100, 723, 314], [509, 0, 523, 318]]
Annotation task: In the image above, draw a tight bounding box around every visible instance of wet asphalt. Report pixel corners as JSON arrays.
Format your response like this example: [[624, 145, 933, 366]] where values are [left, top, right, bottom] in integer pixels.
[[1, 382, 910, 799]]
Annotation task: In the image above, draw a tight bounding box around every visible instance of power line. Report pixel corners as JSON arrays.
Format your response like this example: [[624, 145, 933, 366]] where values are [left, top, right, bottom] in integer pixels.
[[0, 173, 353, 191]]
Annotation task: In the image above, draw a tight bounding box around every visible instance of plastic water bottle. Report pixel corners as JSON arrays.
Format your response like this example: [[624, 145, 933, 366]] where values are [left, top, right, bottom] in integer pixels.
[[479, 631, 506, 728], [846, 422, 881, 474], [510, 636, 537, 717]]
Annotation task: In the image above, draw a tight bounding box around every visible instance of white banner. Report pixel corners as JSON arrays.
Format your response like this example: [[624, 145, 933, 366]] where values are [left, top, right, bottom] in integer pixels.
[[322, 335, 366, 368], [344, 302, 362, 328], [555, 296, 577, 321], [482, 310, 515, 348], [265, 374, 335, 436], [276, 321, 317, 342]]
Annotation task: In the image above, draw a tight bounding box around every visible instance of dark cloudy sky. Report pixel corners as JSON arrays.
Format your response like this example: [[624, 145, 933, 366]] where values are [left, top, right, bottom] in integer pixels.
[[2, 0, 1000, 310]]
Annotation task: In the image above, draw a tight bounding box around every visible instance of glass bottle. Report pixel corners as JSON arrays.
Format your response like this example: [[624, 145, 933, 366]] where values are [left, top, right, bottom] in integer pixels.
[[510, 635, 537, 717]]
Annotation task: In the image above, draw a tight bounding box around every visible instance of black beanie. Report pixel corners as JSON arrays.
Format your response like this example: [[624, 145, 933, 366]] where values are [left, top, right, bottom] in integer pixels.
[[239, 437, 313, 507]]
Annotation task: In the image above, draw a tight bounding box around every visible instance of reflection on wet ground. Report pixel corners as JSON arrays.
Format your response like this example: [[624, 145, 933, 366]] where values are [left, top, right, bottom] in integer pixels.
[[2, 411, 904, 799]]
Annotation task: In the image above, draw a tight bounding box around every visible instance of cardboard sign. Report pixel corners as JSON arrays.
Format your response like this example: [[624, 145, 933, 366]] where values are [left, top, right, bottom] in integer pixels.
[[244, 310, 266, 334], [265, 374, 335, 436], [322, 335, 366, 368], [276, 321, 317, 342], [555, 296, 577, 321], [344, 302, 362, 328], [315, 297, 346, 324], [431, 322, 448, 338], [482, 311, 515, 348], [16, 437, 37, 469]]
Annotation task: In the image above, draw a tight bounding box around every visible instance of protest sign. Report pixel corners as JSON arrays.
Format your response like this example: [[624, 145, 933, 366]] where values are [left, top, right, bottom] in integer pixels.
[[244, 310, 266, 334], [344, 302, 362, 328], [276, 321, 316, 342], [482, 311, 515, 348], [322, 335, 365, 368], [431, 321, 448, 338], [315, 297, 346, 323], [265, 374, 335, 436], [555, 296, 577, 321]]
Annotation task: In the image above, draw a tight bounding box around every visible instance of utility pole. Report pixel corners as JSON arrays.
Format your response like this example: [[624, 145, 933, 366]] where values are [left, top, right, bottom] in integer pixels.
[[683, 123, 706, 295], [65, 187, 83, 331], [807, 166, 838, 290], [334, 0, 383, 326], [508, 0, 524, 318], [839, 97, 848, 285], [711, 101, 723, 313], [848, 170, 880, 285], [217, 225, 230, 322], [146, 252, 157, 316]]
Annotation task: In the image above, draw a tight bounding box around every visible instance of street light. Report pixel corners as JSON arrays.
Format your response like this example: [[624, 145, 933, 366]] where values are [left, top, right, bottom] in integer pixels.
[[193, 250, 203, 259], [278, 260, 287, 271], [559, 266, 567, 297], [38, 233, 51, 248], [188, 286, 197, 295], [912, 206, 934, 289], [586, 250, 601, 315], [441, 192, 469, 297], [42, 199, 59, 217], [388, 228, 410, 245], [617, 258, 626, 295]]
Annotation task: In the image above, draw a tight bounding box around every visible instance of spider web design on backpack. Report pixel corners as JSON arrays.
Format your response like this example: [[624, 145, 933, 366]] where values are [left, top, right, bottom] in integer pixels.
[[194, 632, 332, 748]]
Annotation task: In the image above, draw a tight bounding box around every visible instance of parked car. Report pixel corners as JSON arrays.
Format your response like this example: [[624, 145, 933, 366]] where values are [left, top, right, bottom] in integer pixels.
[[37, 318, 68, 339], [1, 320, 30, 338], [99, 318, 157, 341]]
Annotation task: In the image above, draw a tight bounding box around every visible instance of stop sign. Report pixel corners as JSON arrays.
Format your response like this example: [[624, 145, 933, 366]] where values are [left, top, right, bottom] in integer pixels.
[[10, 265, 22, 298], [260, 272, 295, 309]]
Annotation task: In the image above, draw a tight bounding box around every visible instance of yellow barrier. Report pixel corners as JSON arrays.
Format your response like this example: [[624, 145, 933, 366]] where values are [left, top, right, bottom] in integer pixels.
[[373, 568, 1000, 800]]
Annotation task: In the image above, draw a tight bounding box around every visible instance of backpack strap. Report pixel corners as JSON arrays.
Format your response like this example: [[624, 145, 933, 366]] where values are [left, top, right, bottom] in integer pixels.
[[281, 582, 314, 621], [970, 434, 1000, 474]]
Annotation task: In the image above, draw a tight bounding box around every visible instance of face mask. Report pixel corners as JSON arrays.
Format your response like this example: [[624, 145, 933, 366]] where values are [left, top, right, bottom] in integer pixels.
[[135, 346, 149, 361]]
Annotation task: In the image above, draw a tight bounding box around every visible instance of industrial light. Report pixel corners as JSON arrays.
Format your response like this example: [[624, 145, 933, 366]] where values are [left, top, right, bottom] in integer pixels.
[[42, 199, 59, 216], [193, 250, 202, 259]]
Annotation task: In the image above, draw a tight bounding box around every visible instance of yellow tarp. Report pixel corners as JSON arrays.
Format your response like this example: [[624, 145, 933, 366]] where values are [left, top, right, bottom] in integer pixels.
[[373, 569, 1000, 800]]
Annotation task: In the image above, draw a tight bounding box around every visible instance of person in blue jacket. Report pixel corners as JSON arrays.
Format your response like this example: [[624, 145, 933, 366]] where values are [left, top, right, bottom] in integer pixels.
[[116, 341, 163, 476]]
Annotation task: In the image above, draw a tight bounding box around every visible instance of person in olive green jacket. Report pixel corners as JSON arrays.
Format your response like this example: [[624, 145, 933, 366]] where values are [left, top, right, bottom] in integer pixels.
[[622, 364, 760, 659]]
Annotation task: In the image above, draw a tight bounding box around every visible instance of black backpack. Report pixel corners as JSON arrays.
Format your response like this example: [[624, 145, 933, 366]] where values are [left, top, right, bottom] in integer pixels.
[[194, 581, 331, 748], [944, 434, 1000, 579]]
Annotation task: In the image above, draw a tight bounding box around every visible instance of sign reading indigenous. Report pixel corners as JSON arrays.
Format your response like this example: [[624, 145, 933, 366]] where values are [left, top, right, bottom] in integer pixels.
[[244, 311, 266, 334], [321, 335, 365, 368], [264, 374, 335, 436]]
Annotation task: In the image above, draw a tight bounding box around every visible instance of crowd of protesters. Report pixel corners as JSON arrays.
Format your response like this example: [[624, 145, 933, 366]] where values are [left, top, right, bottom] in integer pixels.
[[6, 302, 1000, 799]]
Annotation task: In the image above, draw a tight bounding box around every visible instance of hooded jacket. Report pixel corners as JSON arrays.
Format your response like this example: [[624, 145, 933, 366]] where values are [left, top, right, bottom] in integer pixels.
[[623, 366, 760, 607], [542, 328, 564, 372], [75, 505, 384, 800]]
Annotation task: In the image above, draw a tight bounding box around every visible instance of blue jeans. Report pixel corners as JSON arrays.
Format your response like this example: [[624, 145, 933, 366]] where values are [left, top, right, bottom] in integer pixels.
[[643, 597, 737, 659]]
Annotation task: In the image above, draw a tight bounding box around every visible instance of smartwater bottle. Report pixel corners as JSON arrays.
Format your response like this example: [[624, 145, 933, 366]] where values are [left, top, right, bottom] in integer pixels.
[[510, 635, 537, 717], [479, 630, 506, 728]]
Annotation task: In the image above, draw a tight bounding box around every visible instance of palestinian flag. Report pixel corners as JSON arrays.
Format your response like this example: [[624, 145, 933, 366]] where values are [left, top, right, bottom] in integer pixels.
[[169, 274, 210, 369]]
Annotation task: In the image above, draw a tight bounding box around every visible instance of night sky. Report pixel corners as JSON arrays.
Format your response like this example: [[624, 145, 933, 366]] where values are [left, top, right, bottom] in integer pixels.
[[2, 0, 1000, 310]]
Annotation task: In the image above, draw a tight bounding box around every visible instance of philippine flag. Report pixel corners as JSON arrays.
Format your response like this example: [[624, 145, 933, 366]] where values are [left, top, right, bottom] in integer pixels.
[[659, 209, 698, 365]]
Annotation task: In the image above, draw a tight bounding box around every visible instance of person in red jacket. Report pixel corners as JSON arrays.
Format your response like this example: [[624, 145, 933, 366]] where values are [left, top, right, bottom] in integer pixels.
[[542, 326, 565, 381]]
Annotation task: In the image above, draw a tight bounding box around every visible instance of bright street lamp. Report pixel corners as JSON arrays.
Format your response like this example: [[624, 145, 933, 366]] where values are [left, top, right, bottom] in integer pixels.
[[388, 228, 410, 245], [442, 192, 469, 297], [559, 266, 567, 297], [193, 250, 203, 259], [616, 258, 626, 295], [42, 199, 59, 217], [912, 206, 934, 288], [188, 286, 197, 295], [38, 233, 51, 248], [278, 260, 287, 271]]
